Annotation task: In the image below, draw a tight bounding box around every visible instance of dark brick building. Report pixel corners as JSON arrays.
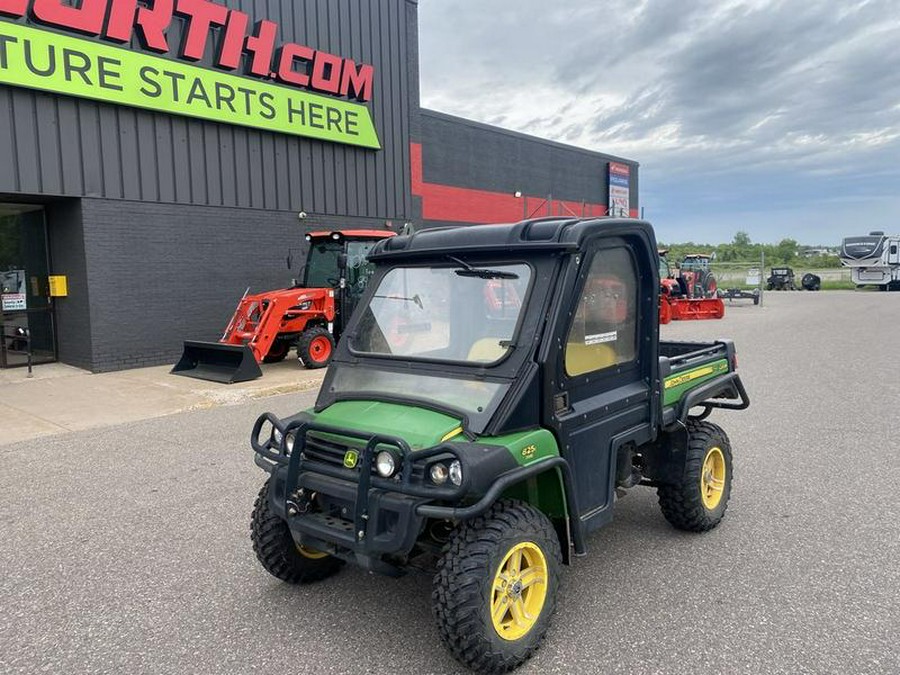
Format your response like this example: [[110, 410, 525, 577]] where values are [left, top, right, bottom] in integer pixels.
[[0, 0, 638, 372]]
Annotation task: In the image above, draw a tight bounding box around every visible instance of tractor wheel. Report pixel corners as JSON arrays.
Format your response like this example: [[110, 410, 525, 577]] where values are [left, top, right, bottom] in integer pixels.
[[432, 499, 561, 674], [704, 273, 718, 298], [262, 340, 290, 363], [250, 480, 343, 584], [297, 327, 335, 369], [657, 420, 733, 532]]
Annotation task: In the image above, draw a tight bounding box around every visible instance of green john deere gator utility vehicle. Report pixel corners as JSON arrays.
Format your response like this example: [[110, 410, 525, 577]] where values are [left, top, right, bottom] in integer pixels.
[[249, 217, 750, 673]]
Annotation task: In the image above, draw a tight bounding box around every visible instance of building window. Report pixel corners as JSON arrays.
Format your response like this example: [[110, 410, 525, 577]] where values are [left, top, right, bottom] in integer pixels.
[[565, 247, 638, 377]]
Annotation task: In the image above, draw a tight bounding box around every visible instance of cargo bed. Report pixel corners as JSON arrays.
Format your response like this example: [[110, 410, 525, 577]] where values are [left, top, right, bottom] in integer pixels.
[[659, 339, 749, 426]]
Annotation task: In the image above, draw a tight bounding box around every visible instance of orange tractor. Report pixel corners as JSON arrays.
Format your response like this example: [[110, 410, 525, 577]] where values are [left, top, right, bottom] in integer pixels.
[[172, 229, 395, 383], [658, 250, 725, 323]]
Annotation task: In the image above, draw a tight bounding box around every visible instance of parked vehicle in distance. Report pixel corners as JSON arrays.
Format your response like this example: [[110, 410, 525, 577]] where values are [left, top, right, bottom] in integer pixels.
[[840, 231, 900, 291], [767, 267, 796, 290], [658, 250, 726, 321], [172, 230, 395, 383], [249, 217, 749, 673], [678, 253, 718, 298]]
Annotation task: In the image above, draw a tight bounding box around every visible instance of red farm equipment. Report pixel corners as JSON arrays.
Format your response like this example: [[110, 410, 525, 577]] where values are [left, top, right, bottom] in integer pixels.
[[658, 250, 725, 324], [676, 253, 718, 298], [172, 229, 395, 383]]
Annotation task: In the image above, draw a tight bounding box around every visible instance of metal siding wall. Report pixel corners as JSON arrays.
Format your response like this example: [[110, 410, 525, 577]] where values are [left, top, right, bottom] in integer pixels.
[[0, 1, 414, 221], [46, 199, 93, 370], [420, 110, 639, 210]]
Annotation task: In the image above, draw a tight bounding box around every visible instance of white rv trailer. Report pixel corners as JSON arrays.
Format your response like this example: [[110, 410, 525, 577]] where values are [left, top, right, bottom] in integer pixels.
[[840, 231, 900, 290]]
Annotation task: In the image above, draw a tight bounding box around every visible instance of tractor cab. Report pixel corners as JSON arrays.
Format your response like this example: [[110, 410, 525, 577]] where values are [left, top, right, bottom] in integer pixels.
[[301, 230, 394, 324], [677, 253, 717, 298], [679, 254, 712, 272]]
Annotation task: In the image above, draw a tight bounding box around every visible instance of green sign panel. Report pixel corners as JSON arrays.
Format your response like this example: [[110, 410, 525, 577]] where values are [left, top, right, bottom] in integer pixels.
[[0, 21, 381, 149]]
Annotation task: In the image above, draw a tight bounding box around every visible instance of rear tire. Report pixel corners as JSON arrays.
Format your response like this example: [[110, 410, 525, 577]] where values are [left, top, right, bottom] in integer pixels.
[[251, 480, 343, 584], [657, 421, 733, 532], [262, 340, 290, 363], [432, 499, 561, 674], [297, 327, 335, 369]]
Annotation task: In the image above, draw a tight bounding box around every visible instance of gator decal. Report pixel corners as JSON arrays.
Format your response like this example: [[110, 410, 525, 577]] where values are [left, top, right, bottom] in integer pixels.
[[663, 359, 729, 406], [487, 428, 566, 518]]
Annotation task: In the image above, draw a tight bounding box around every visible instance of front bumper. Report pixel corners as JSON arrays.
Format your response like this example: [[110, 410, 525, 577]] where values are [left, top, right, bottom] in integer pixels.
[[250, 413, 484, 571]]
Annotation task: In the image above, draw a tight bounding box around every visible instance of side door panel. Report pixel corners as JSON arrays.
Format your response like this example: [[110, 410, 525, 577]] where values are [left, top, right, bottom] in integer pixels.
[[542, 235, 657, 533]]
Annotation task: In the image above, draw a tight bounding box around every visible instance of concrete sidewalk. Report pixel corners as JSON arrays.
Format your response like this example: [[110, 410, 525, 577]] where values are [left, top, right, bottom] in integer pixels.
[[0, 359, 326, 447]]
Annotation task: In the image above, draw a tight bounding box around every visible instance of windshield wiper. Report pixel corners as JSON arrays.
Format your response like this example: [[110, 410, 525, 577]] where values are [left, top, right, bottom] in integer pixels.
[[373, 294, 424, 309], [447, 256, 519, 280]]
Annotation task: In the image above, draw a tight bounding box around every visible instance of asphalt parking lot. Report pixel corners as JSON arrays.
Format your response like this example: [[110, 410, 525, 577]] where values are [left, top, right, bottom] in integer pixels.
[[1, 291, 898, 674]]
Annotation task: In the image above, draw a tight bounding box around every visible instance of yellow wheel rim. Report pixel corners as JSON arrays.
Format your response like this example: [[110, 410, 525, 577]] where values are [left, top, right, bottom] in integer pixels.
[[701, 447, 727, 510], [296, 544, 328, 560], [490, 541, 548, 641]]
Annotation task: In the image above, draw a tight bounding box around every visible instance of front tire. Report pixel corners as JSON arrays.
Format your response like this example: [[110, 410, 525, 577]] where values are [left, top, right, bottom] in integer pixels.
[[297, 327, 335, 369], [432, 500, 561, 674], [657, 421, 733, 532], [250, 481, 343, 584]]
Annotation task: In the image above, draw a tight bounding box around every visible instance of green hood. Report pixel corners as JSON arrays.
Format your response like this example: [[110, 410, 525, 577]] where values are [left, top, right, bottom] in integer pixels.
[[310, 400, 463, 450]]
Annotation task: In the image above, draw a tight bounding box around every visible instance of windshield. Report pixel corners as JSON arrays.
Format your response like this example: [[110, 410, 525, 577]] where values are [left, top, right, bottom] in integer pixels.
[[352, 263, 531, 364], [304, 241, 341, 288], [680, 258, 708, 271]]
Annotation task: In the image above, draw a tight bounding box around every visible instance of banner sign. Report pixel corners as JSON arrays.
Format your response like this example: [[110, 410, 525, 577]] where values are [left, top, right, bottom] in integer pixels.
[[0, 20, 381, 149], [608, 162, 630, 217]]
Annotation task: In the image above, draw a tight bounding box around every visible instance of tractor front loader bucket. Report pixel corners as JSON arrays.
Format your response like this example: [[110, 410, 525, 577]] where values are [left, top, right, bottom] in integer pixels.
[[171, 341, 262, 384]]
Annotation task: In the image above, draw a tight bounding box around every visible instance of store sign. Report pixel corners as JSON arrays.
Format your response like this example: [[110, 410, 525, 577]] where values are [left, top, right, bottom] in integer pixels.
[[0, 1, 380, 148], [608, 162, 630, 217]]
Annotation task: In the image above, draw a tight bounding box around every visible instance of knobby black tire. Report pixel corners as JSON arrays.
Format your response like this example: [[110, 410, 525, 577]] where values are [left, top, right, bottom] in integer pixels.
[[262, 340, 290, 363], [297, 326, 334, 369], [432, 499, 562, 674], [657, 420, 733, 532], [250, 481, 343, 584]]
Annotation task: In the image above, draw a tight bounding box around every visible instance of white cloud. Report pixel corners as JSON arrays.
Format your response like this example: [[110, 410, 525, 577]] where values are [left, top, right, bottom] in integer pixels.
[[418, 0, 900, 242]]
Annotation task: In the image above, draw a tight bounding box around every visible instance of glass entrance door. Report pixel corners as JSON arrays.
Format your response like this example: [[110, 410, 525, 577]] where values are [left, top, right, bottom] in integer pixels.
[[0, 205, 56, 367]]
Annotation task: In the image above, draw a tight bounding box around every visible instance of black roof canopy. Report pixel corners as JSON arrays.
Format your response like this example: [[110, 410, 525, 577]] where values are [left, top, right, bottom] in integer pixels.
[[369, 217, 657, 261]]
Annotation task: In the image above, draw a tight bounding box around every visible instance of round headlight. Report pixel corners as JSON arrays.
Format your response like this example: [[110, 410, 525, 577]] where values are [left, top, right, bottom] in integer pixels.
[[272, 428, 283, 446], [430, 463, 448, 485], [284, 431, 296, 454], [449, 460, 463, 487], [376, 450, 398, 478]]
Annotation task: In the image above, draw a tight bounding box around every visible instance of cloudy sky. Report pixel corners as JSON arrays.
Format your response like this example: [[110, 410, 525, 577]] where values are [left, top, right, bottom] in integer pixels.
[[417, 0, 900, 245]]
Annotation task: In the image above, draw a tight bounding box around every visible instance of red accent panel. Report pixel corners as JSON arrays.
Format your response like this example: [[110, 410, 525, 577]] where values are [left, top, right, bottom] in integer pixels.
[[411, 143, 613, 225]]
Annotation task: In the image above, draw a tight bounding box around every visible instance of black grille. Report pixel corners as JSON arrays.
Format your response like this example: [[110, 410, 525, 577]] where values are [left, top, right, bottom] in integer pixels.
[[302, 433, 425, 480]]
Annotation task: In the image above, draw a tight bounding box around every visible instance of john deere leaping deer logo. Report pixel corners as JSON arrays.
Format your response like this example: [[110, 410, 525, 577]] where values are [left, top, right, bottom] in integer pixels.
[[343, 449, 359, 468]]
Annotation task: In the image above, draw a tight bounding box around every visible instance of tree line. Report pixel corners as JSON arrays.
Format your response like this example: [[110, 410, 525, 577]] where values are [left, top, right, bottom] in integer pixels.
[[658, 231, 842, 268]]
